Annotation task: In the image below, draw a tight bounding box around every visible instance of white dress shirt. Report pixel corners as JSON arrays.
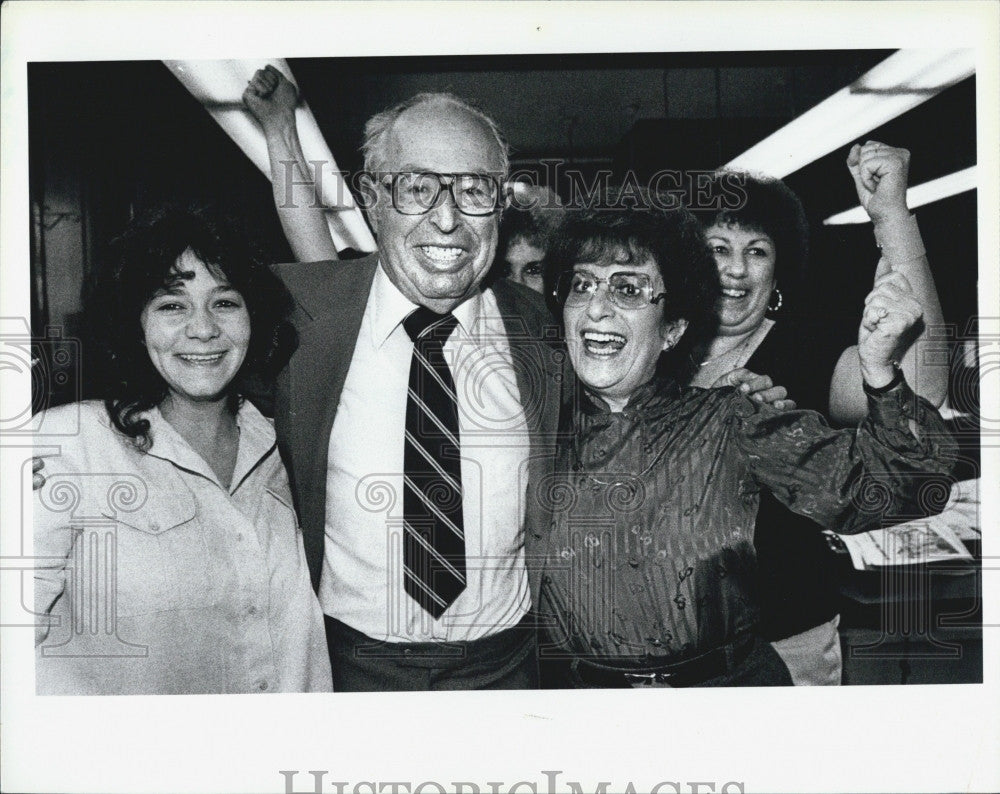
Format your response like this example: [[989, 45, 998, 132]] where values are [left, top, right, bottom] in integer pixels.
[[320, 265, 531, 642]]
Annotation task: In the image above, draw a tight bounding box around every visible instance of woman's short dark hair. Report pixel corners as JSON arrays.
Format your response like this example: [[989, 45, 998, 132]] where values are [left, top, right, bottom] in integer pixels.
[[86, 204, 294, 445], [487, 202, 563, 287], [696, 171, 809, 287], [499, 206, 551, 256], [544, 190, 720, 383]]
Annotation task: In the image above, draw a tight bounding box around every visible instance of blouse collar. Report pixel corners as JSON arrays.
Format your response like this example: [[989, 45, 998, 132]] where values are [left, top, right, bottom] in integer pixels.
[[142, 400, 276, 494], [579, 374, 681, 420]]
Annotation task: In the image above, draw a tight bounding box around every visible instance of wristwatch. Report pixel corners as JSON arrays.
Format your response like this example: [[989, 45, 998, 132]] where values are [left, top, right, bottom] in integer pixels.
[[863, 361, 903, 396]]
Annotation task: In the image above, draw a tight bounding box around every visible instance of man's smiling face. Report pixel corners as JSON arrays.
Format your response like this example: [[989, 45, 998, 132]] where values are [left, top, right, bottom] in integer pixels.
[[368, 101, 505, 313]]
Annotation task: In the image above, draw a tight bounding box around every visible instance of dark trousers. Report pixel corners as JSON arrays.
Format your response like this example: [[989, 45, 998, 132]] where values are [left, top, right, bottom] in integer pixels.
[[324, 615, 539, 692]]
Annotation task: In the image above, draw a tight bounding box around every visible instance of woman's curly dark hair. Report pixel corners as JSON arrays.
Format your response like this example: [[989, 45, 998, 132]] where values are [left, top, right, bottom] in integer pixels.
[[544, 189, 720, 384], [694, 170, 809, 290], [86, 204, 295, 446]]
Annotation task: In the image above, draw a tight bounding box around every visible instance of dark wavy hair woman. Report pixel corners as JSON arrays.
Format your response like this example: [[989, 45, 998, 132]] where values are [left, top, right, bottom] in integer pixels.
[[33, 204, 331, 695], [688, 143, 948, 685], [545, 194, 720, 386], [85, 205, 294, 446], [532, 190, 952, 687]]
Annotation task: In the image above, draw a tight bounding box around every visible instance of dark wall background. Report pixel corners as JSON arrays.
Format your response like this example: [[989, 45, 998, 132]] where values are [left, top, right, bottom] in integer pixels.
[[27, 52, 979, 411]]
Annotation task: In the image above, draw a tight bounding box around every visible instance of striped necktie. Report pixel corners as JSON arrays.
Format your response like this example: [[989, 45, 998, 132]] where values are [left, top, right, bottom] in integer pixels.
[[401, 307, 466, 619]]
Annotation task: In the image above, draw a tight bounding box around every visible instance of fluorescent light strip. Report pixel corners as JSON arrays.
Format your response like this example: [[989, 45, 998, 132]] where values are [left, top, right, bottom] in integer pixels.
[[163, 59, 376, 253], [724, 49, 975, 178], [823, 166, 977, 225]]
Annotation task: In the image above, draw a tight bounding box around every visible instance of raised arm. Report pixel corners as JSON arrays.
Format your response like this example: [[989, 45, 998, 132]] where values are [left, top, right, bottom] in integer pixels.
[[736, 283, 954, 535], [829, 141, 948, 424], [243, 66, 340, 263]]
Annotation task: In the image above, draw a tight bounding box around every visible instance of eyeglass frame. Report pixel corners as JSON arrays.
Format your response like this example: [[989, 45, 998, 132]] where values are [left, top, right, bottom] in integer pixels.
[[374, 171, 508, 216], [553, 269, 668, 311]]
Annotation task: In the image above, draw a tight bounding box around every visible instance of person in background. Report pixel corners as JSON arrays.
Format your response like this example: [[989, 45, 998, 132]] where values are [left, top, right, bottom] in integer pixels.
[[536, 194, 954, 687], [494, 184, 562, 294], [688, 142, 948, 684], [33, 205, 331, 695]]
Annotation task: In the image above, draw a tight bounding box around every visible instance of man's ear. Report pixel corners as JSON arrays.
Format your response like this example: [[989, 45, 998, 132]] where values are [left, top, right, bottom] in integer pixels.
[[662, 319, 688, 351]]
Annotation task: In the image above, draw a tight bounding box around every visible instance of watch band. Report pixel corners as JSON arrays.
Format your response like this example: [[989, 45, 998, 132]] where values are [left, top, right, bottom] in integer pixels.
[[863, 364, 904, 396]]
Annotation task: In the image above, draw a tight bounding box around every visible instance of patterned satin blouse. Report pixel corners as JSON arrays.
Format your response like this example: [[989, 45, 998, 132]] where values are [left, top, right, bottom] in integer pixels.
[[536, 377, 953, 665]]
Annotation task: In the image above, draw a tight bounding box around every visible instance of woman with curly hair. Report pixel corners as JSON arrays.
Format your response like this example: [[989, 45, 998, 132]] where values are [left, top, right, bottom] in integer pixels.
[[33, 205, 332, 695], [689, 143, 947, 685], [534, 192, 952, 687]]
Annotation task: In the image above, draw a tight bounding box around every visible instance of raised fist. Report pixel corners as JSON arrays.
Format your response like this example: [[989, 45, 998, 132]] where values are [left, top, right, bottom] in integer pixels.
[[846, 141, 911, 224], [858, 270, 923, 386], [243, 65, 299, 131]]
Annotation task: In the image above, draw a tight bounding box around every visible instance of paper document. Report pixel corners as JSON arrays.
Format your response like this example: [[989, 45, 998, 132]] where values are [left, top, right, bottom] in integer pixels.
[[831, 479, 979, 570]]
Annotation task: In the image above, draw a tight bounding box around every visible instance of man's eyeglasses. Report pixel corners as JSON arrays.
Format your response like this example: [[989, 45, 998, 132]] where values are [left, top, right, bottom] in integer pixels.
[[555, 271, 667, 311], [379, 172, 505, 216]]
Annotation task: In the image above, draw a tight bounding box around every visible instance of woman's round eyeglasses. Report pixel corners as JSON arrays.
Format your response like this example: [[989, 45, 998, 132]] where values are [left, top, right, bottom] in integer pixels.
[[555, 271, 667, 311]]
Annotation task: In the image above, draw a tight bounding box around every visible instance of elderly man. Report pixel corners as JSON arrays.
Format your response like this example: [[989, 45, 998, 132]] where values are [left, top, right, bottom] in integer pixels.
[[257, 88, 565, 691]]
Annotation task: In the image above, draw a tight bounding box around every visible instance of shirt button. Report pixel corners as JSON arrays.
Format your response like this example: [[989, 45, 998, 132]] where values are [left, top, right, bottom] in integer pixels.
[[256, 680, 269, 691], [149, 522, 160, 532], [236, 532, 244, 541], [403, 648, 413, 656], [248, 605, 258, 616]]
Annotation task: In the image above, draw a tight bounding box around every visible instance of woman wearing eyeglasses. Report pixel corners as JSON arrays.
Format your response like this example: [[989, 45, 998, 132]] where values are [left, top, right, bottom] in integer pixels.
[[533, 195, 953, 687]]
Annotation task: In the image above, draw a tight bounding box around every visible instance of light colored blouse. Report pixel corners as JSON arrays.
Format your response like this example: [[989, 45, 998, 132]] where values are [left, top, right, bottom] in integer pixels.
[[34, 400, 332, 695]]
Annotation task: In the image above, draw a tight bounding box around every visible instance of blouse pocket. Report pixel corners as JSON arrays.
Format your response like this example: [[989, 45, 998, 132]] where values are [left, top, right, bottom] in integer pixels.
[[102, 484, 214, 618]]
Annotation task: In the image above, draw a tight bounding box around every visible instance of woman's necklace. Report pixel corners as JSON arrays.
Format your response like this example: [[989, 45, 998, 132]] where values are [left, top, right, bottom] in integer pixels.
[[698, 335, 755, 368], [694, 319, 775, 385]]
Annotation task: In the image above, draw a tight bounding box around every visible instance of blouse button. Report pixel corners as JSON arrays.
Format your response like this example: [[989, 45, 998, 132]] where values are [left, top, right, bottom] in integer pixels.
[[256, 680, 269, 691], [149, 522, 160, 532], [236, 532, 244, 542], [248, 605, 258, 616]]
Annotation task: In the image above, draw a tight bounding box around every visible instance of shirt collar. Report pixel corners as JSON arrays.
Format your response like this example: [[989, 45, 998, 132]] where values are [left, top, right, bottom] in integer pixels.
[[579, 374, 681, 419], [142, 400, 276, 493], [370, 261, 484, 348]]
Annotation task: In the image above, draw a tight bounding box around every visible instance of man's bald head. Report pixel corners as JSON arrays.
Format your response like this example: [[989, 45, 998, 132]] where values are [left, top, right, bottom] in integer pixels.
[[361, 92, 509, 179]]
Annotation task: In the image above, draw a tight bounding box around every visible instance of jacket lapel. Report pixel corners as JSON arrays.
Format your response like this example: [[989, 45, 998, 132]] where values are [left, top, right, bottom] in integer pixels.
[[493, 281, 566, 605], [273, 255, 379, 588]]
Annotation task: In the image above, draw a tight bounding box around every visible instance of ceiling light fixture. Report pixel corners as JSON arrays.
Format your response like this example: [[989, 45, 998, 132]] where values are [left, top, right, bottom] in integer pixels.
[[823, 166, 977, 224], [723, 49, 976, 178]]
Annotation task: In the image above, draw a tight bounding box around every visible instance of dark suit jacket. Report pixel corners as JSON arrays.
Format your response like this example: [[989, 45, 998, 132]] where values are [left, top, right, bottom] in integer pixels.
[[271, 255, 567, 608]]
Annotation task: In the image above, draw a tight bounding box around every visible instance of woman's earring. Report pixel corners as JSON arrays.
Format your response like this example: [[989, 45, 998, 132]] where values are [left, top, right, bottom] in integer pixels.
[[767, 287, 784, 313]]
